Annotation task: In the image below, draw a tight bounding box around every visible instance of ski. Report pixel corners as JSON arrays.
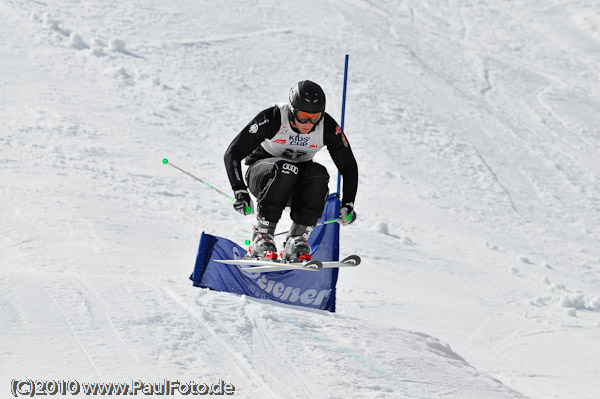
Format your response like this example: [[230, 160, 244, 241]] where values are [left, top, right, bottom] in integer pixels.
[[214, 255, 360, 273], [321, 254, 361, 268], [214, 258, 323, 272]]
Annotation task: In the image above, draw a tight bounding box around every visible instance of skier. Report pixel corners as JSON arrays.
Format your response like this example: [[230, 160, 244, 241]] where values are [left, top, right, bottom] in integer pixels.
[[224, 80, 358, 261]]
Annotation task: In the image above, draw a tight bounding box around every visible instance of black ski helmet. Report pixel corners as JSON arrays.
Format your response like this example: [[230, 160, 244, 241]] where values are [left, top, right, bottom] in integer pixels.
[[289, 80, 326, 114]]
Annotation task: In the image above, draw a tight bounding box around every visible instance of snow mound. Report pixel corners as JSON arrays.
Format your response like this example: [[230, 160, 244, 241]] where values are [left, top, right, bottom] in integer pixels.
[[560, 294, 600, 312], [108, 38, 127, 52]]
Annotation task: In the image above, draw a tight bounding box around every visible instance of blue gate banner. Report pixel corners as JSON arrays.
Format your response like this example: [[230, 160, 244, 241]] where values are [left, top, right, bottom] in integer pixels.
[[190, 195, 341, 312]]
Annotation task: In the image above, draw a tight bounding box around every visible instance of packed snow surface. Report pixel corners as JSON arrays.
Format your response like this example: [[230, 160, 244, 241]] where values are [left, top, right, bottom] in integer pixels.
[[1, 0, 600, 398]]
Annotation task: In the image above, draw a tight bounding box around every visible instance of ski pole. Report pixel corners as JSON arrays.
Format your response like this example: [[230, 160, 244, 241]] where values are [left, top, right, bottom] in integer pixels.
[[272, 216, 352, 237], [162, 158, 252, 215]]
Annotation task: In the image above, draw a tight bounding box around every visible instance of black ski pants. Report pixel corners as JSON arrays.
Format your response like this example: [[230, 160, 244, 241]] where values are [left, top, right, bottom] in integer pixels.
[[245, 158, 329, 226]]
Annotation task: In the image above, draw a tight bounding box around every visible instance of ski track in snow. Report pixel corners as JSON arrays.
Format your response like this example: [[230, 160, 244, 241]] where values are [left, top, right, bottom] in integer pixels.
[[2, 0, 600, 398]]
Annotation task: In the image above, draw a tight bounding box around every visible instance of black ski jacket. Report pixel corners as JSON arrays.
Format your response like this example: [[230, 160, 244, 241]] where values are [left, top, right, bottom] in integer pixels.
[[224, 105, 358, 205]]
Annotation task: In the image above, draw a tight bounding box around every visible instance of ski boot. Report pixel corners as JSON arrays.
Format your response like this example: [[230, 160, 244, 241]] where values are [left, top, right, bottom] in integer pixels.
[[248, 216, 278, 260], [282, 222, 314, 262]]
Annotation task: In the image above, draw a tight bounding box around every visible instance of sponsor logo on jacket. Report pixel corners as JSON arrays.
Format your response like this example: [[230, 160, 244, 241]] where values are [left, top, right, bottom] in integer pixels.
[[289, 135, 310, 146], [341, 133, 349, 147], [282, 163, 299, 174]]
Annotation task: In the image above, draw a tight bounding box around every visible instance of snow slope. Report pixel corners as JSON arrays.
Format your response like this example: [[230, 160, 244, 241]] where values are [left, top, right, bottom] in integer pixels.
[[1, 0, 599, 398]]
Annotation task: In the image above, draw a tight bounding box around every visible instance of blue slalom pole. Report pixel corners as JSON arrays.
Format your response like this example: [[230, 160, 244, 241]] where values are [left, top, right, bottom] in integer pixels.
[[337, 54, 349, 194]]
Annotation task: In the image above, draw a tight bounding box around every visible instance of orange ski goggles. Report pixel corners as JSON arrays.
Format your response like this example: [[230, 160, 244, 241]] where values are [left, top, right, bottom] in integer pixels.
[[294, 110, 322, 124]]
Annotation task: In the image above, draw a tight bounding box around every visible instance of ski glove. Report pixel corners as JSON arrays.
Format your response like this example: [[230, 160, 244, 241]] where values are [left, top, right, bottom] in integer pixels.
[[339, 202, 356, 226], [233, 189, 254, 215]]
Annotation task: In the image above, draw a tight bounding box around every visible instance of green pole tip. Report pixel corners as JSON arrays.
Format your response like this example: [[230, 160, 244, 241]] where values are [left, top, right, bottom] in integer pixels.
[[162, 158, 169, 164], [245, 239, 251, 246]]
